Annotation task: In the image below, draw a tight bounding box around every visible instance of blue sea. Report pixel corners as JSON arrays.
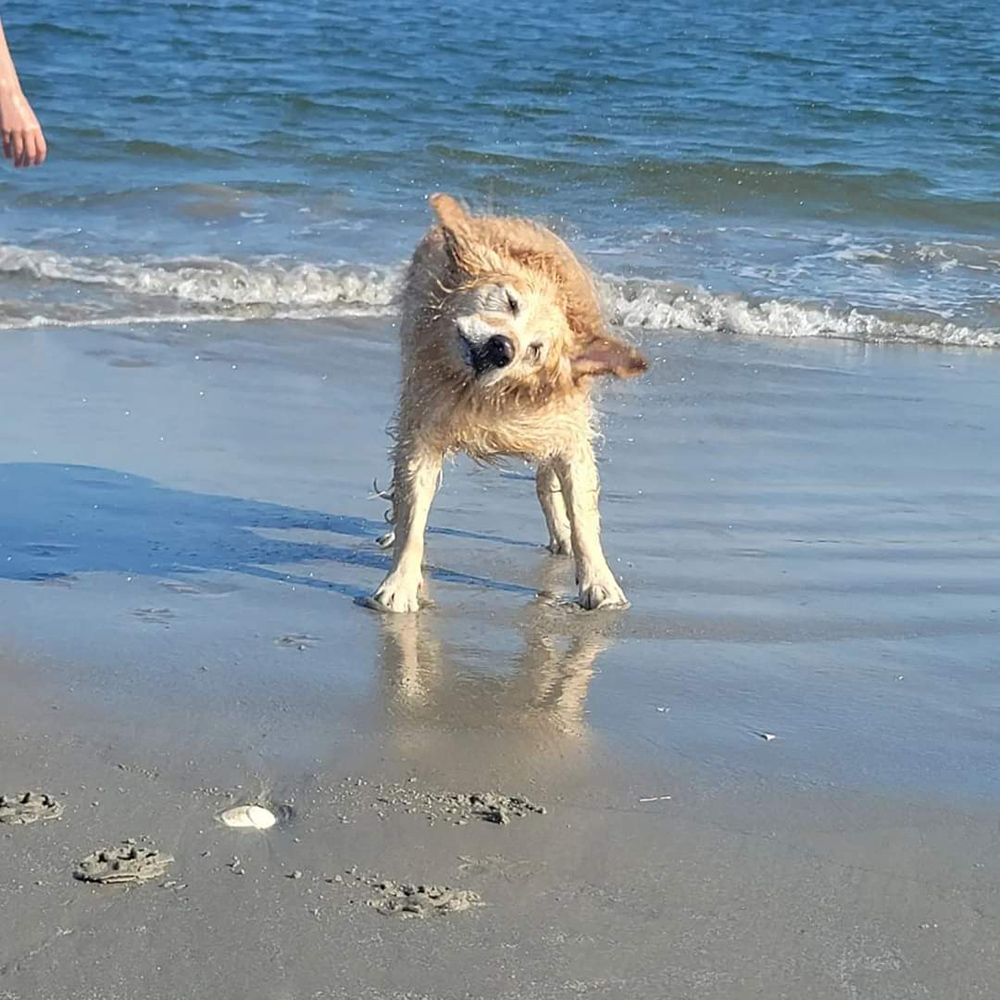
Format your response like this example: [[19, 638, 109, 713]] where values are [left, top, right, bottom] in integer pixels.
[[2, 0, 999, 346]]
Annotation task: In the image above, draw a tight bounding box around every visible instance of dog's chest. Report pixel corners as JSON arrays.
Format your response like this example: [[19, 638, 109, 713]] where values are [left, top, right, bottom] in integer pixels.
[[446, 407, 584, 463]]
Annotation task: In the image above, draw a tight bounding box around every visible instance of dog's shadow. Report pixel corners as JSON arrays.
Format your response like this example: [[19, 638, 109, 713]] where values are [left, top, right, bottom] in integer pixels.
[[0, 462, 536, 599]]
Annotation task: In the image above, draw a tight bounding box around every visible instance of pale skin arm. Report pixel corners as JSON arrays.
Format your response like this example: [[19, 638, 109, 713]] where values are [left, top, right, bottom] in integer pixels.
[[0, 18, 46, 168]]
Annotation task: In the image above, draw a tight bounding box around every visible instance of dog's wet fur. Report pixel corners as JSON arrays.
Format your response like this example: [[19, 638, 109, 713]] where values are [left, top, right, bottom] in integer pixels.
[[369, 194, 647, 612]]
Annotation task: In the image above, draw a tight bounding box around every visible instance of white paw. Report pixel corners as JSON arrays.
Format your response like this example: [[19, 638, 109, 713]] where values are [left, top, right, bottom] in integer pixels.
[[577, 574, 629, 610], [546, 536, 572, 556], [367, 572, 423, 613], [375, 530, 396, 549]]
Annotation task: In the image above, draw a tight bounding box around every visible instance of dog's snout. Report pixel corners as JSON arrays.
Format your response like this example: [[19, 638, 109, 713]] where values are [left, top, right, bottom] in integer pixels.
[[482, 334, 514, 369], [458, 326, 516, 377]]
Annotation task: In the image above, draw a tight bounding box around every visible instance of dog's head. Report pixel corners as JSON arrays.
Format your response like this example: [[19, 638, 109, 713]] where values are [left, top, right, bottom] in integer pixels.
[[428, 194, 647, 392]]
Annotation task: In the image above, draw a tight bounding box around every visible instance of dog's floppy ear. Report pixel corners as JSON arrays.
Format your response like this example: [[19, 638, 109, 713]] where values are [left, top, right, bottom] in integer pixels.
[[571, 334, 648, 381], [429, 192, 484, 275]]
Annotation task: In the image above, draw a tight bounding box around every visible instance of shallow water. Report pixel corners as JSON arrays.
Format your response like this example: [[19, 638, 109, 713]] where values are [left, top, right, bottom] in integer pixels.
[[2, 0, 999, 345], [0, 317, 996, 800]]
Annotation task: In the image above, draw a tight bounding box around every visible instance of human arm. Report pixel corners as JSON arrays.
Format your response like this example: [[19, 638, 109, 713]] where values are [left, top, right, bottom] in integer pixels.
[[0, 17, 46, 167]]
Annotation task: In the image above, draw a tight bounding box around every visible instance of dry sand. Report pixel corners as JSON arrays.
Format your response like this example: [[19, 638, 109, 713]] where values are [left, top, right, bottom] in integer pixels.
[[1, 317, 999, 999]]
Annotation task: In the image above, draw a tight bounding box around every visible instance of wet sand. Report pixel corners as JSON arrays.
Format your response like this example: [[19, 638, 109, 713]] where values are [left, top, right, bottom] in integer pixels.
[[1, 318, 999, 999]]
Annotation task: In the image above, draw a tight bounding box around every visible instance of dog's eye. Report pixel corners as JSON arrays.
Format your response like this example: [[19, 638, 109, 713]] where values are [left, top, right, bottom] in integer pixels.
[[506, 291, 520, 316], [528, 341, 543, 360]]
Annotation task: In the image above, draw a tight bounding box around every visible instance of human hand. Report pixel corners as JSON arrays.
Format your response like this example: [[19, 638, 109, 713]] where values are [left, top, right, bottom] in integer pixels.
[[0, 87, 46, 167]]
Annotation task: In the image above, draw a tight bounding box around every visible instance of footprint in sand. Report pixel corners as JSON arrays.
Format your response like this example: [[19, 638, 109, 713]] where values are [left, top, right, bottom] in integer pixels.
[[132, 607, 175, 626], [0, 791, 64, 825], [274, 633, 320, 651], [74, 842, 174, 885], [361, 876, 481, 918], [325, 869, 481, 918]]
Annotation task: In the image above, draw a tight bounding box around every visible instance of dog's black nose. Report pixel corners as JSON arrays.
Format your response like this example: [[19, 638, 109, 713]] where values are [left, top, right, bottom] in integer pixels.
[[481, 334, 515, 370]]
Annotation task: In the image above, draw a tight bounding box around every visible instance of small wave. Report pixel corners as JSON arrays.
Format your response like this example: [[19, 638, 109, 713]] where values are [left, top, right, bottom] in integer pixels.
[[829, 238, 1000, 276], [106, 139, 242, 164], [11, 180, 310, 210], [604, 278, 1000, 349], [1, 242, 998, 350], [0, 306, 390, 333], [0, 244, 399, 328]]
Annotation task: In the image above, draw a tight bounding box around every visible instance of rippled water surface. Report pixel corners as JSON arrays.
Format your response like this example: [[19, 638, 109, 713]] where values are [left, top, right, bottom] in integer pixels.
[[1, 0, 999, 345]]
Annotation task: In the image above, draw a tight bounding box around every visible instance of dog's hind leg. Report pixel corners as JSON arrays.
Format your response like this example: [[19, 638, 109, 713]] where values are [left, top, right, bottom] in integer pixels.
[[553, 445, 629, 610], [536, 462, 572, 555], [369, 446, 442, 613]]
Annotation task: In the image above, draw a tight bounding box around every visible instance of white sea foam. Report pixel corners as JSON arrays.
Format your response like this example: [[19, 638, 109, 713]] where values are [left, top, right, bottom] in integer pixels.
[[1, 244, 997, 349], [603, 277, 1000, 349], [0, 244, 399, 326]]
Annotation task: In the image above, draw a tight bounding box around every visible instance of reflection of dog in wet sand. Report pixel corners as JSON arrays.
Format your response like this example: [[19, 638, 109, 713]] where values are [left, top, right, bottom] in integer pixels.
[[379, 605, 610, 742], [369, 194, 648, 613]]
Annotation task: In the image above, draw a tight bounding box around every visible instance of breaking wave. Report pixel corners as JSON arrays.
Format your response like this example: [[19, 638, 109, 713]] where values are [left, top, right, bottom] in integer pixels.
[[0, 244, 399, 329], [1, 243, 997, 349], [603, 277, 1000, 350]]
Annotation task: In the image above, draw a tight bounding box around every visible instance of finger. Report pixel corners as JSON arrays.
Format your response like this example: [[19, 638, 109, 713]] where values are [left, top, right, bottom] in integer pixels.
[[34, 131, 47, 165], [27, 132, 42, 167], [20, 132, 36, 168], [2, 132, 11, 161], [12, 131, 25, 167], [17, 133, 33, 168]]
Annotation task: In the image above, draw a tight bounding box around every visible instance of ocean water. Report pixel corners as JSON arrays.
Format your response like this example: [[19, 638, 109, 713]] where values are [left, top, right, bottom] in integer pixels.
[[1, 0, 999, 346]]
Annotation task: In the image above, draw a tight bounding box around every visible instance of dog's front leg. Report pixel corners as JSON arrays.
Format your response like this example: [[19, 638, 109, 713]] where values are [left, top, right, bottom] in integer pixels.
[[553, 446, 629, 610], [536, 461, 572, 555], [370, 447, 442, 613]]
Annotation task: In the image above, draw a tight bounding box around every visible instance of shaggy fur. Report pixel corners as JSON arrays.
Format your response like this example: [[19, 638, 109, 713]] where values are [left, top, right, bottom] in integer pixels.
[[369, 193, 647, 613]]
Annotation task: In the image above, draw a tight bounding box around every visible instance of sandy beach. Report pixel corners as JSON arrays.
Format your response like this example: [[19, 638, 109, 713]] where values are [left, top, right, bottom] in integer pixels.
[[1, 316, 998, 998]]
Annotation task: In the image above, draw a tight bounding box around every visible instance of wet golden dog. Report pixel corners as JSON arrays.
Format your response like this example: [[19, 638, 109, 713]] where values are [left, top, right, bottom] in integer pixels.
[[369, 194, 647, 613]]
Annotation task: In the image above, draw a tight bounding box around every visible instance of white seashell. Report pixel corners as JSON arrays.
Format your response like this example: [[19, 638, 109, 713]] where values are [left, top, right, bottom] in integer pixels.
[[219, 805, 276, 830]]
